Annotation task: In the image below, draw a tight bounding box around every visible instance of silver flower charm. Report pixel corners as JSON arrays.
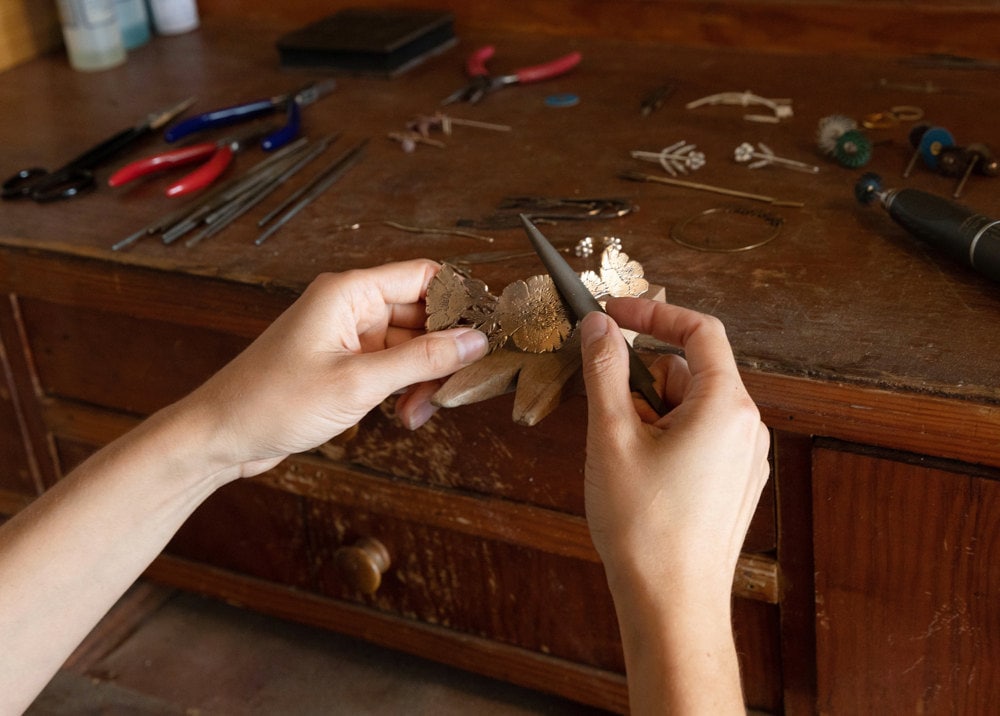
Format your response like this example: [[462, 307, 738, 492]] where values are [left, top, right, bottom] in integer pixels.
[[631, 141, 706, 177], [733, 141, 819, 173]]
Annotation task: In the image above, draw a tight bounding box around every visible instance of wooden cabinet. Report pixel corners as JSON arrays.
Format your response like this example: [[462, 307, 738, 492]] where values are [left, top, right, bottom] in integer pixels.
[[813, 446, 1000, 714], [2, 4, 999, 712]]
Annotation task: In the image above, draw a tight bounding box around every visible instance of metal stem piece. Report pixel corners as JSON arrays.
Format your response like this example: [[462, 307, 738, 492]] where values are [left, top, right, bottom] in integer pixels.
[[619, 170, 805, 208], [733, 142, 820, 173], [630, 141, 706, 176]]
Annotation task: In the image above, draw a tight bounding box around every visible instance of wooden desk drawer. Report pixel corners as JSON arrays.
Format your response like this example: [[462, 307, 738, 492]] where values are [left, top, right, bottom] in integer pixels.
[[24, 291, 777, 554], [20, 296, 249, 416], [346, 398, 779, 553], [55, 436, 782, 711]]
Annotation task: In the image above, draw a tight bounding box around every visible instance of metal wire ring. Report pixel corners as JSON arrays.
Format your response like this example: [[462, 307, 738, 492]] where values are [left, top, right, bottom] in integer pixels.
[[670, 205, 783, 252], [862, 111, 899, 130], [890, 105, 924, 122]]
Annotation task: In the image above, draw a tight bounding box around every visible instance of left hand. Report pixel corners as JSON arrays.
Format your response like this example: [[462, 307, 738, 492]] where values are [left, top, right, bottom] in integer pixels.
[[183, 260, 488, 478]]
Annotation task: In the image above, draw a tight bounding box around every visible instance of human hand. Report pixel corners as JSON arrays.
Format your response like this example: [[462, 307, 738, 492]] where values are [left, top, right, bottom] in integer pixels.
[[579, 299, 770, 597], [183, 260, 488, 479]]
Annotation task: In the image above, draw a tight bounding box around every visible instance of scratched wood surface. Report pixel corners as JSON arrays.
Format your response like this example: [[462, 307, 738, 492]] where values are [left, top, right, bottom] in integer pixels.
[[1, 15, 999, 715], [1, 18, 999, 410], [812, 446, 1000, 714], [200, 0, 1000, 61]]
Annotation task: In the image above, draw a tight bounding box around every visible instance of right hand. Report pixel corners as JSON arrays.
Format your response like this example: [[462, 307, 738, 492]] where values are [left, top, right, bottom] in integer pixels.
[[578, 298, 770, 596]]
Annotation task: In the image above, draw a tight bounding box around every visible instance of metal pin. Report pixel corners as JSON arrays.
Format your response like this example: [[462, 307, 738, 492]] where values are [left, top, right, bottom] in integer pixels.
[[388, 131, 445, 153], [948, 143, 998, 198], [733, 142, 820, 173], [437, 114, 511, 134], [619, 170, 805, 208]]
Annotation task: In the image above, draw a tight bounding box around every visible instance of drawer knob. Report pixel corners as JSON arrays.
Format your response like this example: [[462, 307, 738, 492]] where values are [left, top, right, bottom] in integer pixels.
[[334, 537, 391, 595]]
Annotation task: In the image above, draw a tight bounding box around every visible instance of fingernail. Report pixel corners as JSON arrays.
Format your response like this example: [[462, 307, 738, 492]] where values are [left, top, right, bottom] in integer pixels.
[[455, 329, 488, 363], [405, 400, 436, 430], [580, 311, 609, 349]]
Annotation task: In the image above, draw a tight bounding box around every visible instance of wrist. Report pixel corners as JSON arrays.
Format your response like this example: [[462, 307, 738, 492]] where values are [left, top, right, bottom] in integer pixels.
[[605, 557, 744, 715], [134, 394, 244, 490]]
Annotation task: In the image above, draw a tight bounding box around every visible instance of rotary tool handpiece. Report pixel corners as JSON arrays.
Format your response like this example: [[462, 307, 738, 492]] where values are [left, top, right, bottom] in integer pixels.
[[881, 187, 1000, 282]]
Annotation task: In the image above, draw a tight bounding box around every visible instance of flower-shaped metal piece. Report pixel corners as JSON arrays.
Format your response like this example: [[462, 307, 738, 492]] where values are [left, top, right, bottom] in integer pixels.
[[426, 245, 650, 354], [734, 141, 819, 173], [631, 141, 706, 177]]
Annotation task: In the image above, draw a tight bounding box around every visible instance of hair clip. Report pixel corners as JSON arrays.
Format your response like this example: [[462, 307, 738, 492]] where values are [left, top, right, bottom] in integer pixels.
[[686, 90, 793, 123]]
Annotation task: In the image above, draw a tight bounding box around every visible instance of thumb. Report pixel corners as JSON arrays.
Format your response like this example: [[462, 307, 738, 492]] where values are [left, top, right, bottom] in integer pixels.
[[580, 311, 637, 425], [361, 327, 488, 396]]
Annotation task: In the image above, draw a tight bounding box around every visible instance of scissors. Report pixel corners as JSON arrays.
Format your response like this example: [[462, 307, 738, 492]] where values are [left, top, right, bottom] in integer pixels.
[[519, 214, 667, 416], [163, 80, 336, 151], [2, 97, 195, 203], [108, 125, 266, 197], [441, 46, 582, 105]]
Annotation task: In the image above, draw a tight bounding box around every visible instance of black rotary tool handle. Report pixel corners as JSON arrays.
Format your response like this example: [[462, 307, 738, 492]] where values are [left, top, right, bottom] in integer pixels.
[[884, 188, 1000, 282]]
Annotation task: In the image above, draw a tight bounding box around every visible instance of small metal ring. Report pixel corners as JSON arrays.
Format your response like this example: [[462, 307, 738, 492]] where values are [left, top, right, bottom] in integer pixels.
[[890, 105, 924, 122], [670, 205, 783, 253], [862, 111, 899, 130]]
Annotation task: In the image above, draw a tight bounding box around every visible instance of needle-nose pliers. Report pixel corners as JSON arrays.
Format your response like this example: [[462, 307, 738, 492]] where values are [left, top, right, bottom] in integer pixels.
[[441, 46, 582, 105]]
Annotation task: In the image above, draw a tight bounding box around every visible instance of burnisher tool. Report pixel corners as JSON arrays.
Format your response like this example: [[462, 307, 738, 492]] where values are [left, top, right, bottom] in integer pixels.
[[855, 173, 1000, 282], [520, 214, 667, 416]]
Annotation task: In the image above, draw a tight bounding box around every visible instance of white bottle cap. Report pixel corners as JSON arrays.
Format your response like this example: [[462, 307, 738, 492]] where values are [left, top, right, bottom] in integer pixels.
[[149, 0, 200, 35]]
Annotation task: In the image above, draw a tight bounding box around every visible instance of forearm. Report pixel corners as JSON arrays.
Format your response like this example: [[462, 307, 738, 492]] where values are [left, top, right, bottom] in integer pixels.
[[608, 566, 745, 715], [0, 397, 234, 713]]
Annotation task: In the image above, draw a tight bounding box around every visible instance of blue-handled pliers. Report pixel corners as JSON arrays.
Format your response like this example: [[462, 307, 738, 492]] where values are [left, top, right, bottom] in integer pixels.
[[164, 80, 335, 151]]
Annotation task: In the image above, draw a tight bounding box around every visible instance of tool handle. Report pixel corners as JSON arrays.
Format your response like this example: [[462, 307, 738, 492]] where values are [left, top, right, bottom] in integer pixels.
[[513, 51, 582, 83], [261, 101, 300, 152], [61, 125, 148, 172], [25, 168, 95, 202], [108, 143, 217, 187], [885, 188, 1000, 282], [164, 99, 277, 143], [166, 145, 233, 197], [520, 214, 666, 415], [465, 45, 495, 76]]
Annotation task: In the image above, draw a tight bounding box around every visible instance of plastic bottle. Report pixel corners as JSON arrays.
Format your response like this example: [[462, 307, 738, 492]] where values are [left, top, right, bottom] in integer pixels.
[[114, 0, 151, 49], [56, 0, 127, 72], [147, 0, 200, 36]]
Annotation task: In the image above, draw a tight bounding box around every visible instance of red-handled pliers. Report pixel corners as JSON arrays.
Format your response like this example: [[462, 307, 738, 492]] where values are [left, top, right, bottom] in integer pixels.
[[108, 129, 259, 197], [441, 46, 582, 105]]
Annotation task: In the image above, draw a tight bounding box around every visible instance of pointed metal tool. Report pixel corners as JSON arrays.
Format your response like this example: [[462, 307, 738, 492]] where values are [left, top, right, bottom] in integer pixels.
[[519, 214, 667, 416]]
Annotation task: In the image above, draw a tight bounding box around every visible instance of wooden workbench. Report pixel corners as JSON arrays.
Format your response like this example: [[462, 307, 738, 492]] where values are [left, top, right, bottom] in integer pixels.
[[1, 11, 998, 714]]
